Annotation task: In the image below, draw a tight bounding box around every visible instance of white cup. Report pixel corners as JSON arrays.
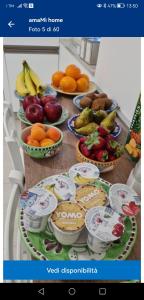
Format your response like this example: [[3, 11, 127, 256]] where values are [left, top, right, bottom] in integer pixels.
[[24, 213, 48, 233], [50, 218, 84, 245], [87, 232, 111, 253]]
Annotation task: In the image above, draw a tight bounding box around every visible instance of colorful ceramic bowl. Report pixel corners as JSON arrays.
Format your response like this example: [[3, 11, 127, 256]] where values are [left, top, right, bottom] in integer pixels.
[[76, 141, 122, 173], [67, 114, 121, 139], [20, 125, 63, 159]]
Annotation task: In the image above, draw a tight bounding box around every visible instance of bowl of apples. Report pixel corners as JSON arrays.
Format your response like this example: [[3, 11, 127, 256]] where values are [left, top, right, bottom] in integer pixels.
[[76, 127, 124, 173], [20, 123, 63, 159]]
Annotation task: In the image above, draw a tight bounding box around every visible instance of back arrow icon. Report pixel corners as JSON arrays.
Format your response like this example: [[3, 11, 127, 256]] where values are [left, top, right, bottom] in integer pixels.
[[38, 288, 45, 296], [8, 21, 15, 28]]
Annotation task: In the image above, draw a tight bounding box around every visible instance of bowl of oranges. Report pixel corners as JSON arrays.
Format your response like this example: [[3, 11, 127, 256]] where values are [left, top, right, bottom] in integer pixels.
[[20, 123, 63, 159], [51, 64, 97, 95]]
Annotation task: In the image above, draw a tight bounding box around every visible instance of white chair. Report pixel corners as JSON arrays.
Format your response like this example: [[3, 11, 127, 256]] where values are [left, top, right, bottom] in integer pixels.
[[3, 101, 24, 174], [4, 170, 32, 283]]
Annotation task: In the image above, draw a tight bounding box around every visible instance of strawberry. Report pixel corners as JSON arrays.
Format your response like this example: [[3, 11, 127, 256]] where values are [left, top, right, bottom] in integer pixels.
[[92, 137, 106, 150], [97, 126, 109, 137], [129, 201, 140, 215], [95, 150, 108, 162], [85, 132, 106, 150], [80, 143, 91, 157], [112, 223, 124, 237], [105, 134, 115, 143], [79, 137, 87, 144], [106, 139, 118, 152], [108, 153, 116, 161]]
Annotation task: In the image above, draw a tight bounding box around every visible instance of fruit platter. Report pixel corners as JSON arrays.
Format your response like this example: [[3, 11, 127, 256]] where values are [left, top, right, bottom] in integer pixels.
[[18, 163, 139, 261], [73, 93, 118, 112], [51, 64, 97, 95], [67, 108, 121, 138]]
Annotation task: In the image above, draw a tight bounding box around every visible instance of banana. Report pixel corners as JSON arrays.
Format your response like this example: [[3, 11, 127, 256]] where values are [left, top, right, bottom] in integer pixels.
[[29, 68, 43, 90], [24, 60, 45, 94], [45, 184, 62, 201], [16, 70, 28, 97], [74, 174, 95, 185], [24, 65, 37, 96]]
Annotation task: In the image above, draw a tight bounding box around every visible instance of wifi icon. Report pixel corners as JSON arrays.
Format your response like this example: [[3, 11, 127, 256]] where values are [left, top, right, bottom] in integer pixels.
[[23, 3, 29, 8]]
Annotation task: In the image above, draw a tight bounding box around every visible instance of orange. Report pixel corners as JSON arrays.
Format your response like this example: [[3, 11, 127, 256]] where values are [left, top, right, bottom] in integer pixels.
[[27, 138, 40, 147], [60, 76, 77, 93], [26, 134, 31, 143], [31, 126, 46, 141], [65, 64, 81, 80], [76, 77, 89, 92], [47, 127, 61, 142], [79, 73, 90, 83], [52, 71, 65, 87], [32, 123, 46, 130], [40, 138, 55, 147]]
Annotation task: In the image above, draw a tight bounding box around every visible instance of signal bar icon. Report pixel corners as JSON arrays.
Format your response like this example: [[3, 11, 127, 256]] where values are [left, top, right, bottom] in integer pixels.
[[17, 3, 22, 8]]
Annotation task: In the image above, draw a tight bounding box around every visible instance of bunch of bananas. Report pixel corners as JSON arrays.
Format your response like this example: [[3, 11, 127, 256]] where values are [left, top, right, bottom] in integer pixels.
[[16, 60, 45, 97]]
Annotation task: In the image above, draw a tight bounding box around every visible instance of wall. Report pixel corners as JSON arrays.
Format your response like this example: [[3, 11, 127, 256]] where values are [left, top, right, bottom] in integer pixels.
[[95, 37, 141, 126]]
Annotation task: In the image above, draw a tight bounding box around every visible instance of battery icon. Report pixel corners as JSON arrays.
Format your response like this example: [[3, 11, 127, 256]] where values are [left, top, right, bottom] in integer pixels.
[[29, 3, 34, 8], [117, 3, 125, 8]]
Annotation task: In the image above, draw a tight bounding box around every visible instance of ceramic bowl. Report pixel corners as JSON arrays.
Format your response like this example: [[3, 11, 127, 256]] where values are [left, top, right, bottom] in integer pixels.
[[20, 125, 63, 159], [76, 141, 122, 173]]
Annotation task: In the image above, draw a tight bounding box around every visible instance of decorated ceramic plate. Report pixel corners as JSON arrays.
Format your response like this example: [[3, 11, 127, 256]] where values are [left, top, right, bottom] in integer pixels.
[[17, 106, 69, 126], [15, 85, 57, 101], [73, 94, 118, 112], [67, 114, 121, 138], [50, 81, 97, 96], [19, 177, 137, 261]]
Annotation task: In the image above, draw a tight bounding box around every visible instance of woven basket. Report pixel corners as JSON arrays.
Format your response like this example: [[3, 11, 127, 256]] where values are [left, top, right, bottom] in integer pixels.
[[76, 141, 122, 173]]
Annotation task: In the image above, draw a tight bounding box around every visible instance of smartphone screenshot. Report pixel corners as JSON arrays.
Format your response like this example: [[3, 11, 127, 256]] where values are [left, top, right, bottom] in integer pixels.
[[0, 0, 143, 296]]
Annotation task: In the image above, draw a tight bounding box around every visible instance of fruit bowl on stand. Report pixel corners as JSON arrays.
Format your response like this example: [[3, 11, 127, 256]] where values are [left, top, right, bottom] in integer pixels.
[[20, 125, 63, 159], [76, 141, 123, 173]]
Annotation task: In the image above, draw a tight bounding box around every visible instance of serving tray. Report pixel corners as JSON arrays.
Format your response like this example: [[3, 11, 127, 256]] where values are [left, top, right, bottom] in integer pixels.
[[19, 177, 137, 260]]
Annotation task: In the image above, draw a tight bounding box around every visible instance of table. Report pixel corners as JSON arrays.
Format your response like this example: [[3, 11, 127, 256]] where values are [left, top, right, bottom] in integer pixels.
[[23, 95, 140, 281]]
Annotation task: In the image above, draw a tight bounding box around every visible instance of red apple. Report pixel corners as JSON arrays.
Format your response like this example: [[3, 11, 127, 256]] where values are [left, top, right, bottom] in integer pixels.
[[44, 102, 62, 123], [40, 95, 57, 107], [23, 96, 41, 111], [25, 104, 44, 123]]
